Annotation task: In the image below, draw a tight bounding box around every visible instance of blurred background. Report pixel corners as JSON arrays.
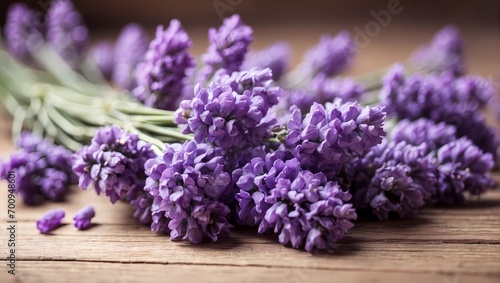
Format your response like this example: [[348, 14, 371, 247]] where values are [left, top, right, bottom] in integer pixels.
[[0, 0, 499, 75]]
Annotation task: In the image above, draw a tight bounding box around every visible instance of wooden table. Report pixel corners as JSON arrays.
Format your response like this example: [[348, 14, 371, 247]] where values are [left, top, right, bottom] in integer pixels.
[[1, 23, 500, 283]]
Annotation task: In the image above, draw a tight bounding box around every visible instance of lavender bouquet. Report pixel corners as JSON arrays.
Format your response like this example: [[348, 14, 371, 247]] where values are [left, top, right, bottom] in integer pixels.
[[0, 0, 497, 253]]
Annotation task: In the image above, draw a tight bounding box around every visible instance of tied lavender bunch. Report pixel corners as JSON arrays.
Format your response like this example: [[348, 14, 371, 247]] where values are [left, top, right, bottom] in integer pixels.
[[144, 141, 232, 243], [71, 126, 156, 224], [0, 132, 75, 205], [134, 20, 195, 110], [235, 150, 357, 252], [175, 68, 280, 149]]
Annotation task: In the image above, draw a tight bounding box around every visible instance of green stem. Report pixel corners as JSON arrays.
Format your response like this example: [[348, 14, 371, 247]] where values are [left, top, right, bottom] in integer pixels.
[[137, 123, 192, 141]]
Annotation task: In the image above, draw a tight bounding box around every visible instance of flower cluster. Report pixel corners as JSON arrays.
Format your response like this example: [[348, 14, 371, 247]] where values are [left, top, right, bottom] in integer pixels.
[[284, 99, 386, 175], [3, 3, 44, 65], [382, 65, 498, 159], [112, 23, 150, 90], [243, 42, 291, 82], [410, 26, 464, 75], [71, 126, 156, 224], [46, 0, 88, 67], [392, 118, 457, 151], [133, 20, 195, 110], [144, 141, 232, 243], [234, 150, 357, 252], [350, 141, 437, 219], [0, 132, 74, 205], [310, 75, 365, 102], [434, 137, 494, 204], [301, 31, 355, 78], [89, 41, 114, 79], [200, 14, 253, 81], [175, 68, 280, 149]]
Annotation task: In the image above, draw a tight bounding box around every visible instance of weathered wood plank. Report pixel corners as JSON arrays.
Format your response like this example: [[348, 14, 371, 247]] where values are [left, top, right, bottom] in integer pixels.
[[7, 261, 500, 283]]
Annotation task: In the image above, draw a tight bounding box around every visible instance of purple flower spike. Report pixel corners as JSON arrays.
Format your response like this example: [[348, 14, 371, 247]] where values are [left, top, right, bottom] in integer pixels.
[[3, 3, 44, 65], [410, 26, 464, 75], [1, 132, 74, 205], [112, 23, 149, 90], [351, 140, 437, 220], [73, 205, 95, 230], [175, 68, 280, 149], [243, 42, 291, 81], [310, 75, 364, 102], [144, 141, 233, 243], [434, 137, 494, 204], [71, 125, 156, 205], [37, 208, 65, 234], [199, 14, 253, 81], [285, 98, 386, 175], [47, 0, 89, 67], [382, 65, 499, 159], [133, 20, 195, 110], [393, 118, 457, 151], [301, 31, 355, 78], [89, 41, 114, 79]]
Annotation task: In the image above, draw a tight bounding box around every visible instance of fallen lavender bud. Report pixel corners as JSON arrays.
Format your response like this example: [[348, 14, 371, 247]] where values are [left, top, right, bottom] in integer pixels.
[[73, 205, 95, 230], [37, 208, 65, 234]]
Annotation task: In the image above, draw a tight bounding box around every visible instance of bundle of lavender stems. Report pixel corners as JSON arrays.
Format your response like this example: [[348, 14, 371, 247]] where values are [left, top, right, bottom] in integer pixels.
[[0, 0, 498, 253]]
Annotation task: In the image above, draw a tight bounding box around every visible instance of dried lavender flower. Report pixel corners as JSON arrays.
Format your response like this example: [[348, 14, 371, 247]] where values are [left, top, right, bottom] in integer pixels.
[[37, 208, 65, 234], [175, 68, 280, 149], [434, 137, 494, 204], [410, 26, 464, 75], [46, 0, 89, 67], [243, 42, 291, 81], [144, 141, 232, 243], [71, 125, 156, 205], [199, 14, 253, 81], [73, 205, 95, 230], [133, 20, 195, 110], [3, 3, 44, 65], [112, 23, 149, 90], [351, 141, 437, 220], [284, 98, 386, 175], [300, 31, 355, 78], [89, 41, 114, 79], [1, 132, 74, 205]]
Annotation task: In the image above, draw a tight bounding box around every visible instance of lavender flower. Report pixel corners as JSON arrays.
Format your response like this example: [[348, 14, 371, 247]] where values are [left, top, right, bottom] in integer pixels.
[[144, 141, 232, 243], [392, 118, 457, 151], [3, 3, 44, 65], [410, 26, 464, 75], [133, 20, 195, 110], [112, 23, 149, 90], [351, 141, 437, 219], [310, 74, 364, 102], [382, 65, 498, 159], [254, 163, 357, 252], [434, 137, 494, 204], [37, 208, 65, 234], [89, 41, 114, 79], [301, 31, 355, 78], [73, 205, 95, 230], [1, 132, 74, 205], [199, 15, 253, 81], [234, 149, 293, 226], [46, 0, 89, 67], [284, 99, 386, 174], [175, 68, 280, 149], [243, 42, 291, 81], [71, 126, 156, 205]]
